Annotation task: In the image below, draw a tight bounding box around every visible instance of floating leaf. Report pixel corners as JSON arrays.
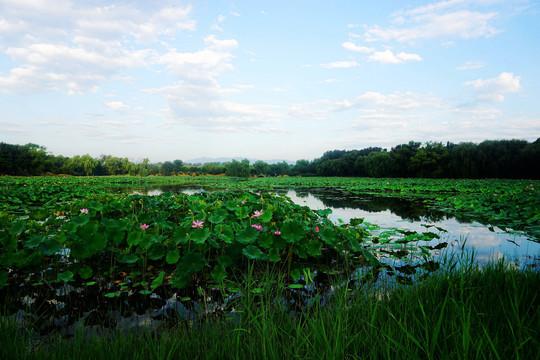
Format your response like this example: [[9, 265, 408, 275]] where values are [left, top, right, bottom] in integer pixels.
[[118, 253, 138, 264], [79, 266, 93, 279], [242, 245, 265, 260], [209, 209, 228, 224], [87, 201, 103, 211], [151, 271, 165, 290], [40, 237, 61, 256], [148, 245, 165, 260], [57, 271, 74, 283], [319, 228, 338, 245], [1, 233, 17, 252], [190, 228, 211, 244], [259, 209, 273, 222], [211, 264, 227, 283], [217, 225, 234, 243], [268, 247, 280, 262], [127, 232, 142, 246], [280, 221, 305, 243], [178, 252, 205, 273], [360, 248, 379, 266], [166, 249, 180, 264], [8, 221, 25, 235], [71, 216, 89, 226], [235, 206, 250, 219], [316, 208, 332, 218], [24, 235, 44, 249], [217, 255, 233, 267], [236, 227, 259, 244], [306, 240, 322, 257]]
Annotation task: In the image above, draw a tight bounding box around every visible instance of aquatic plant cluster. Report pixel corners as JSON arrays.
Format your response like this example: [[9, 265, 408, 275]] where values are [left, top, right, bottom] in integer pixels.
[[1, 176, 539, 358], [1, 176, 445, 333]]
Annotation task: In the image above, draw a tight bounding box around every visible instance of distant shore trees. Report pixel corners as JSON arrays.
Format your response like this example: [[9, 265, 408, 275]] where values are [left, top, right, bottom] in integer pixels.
[[1, 138, 539, 179]]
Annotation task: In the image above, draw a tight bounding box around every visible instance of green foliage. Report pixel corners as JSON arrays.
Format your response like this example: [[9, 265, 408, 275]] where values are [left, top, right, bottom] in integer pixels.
[[2, 138, 540, 178], [225, 159, 250, 178]]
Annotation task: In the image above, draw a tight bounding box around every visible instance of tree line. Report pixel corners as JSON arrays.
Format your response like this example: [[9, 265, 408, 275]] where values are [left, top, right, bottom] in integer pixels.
[[1, 138, 539, 179]]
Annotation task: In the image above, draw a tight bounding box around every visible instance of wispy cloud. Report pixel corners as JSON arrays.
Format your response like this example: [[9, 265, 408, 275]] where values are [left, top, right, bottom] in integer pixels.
[[367, 50, 422, 64], [342, 42, 374, 53], [360, 0, 501, 44], [456, 60, 485, 70], [104, 101, 130, 111], [320, 61, 360, 69]]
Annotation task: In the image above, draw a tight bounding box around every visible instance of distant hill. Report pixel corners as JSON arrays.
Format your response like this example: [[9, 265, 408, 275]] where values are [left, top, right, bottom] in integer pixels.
[[186, 157, 295, 165]]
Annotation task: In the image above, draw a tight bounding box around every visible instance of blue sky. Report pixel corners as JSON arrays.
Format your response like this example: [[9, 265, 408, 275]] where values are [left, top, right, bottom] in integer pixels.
[[1, 0, 538, 163]]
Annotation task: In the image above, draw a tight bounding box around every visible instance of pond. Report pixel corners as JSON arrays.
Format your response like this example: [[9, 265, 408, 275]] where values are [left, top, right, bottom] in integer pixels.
[[128, 185, 540, 267]]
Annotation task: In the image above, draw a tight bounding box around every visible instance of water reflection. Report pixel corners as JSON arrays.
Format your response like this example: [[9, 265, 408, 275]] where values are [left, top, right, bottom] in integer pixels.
[[279, 189, 540, 265]]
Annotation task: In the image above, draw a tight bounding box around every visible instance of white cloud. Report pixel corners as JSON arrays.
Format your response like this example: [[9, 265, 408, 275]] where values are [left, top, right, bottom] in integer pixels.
[[0, 2, 196, 94], [456, 60, 485, 70], [352, 91, 438, 110], [104, 101, 130, 111], [360, 0, 502, 44], [212, 14, 226, 31], [464, 72, 522, 103], [367, 49, 422, 64], [320, 61, 360, 69], [290, 91, 441, 121], [453, 105, 502, 120], [157, 35, 238, 81], [319, 79, 341, 83], [342, 42, 374, 53]]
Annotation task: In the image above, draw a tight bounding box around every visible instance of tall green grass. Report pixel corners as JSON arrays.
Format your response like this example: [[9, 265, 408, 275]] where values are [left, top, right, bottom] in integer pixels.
[[2, 255, 539, 359]]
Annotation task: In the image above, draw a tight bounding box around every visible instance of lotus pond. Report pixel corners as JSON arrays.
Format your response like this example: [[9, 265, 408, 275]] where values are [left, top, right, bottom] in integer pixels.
[[1, 176, 539, 338]]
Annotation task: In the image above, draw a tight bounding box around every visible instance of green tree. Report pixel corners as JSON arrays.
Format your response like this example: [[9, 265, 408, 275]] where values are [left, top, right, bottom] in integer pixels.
[[104, 156, 122, 175], [252, 160, 270, 176], [408, 142, 448, 178], [364, 151, 396, 178], [161, 161, 175, 176], [226, 159, 250, 178]]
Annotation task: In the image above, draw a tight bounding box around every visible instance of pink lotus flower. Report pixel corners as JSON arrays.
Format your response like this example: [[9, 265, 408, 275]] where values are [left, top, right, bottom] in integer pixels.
[[253, 210, 263, 218], [315, 226, 319, 232], [252, 224, 263, 231], [80, 208, 89, 214], [192, 220, 204, 228], [274, 231, 281, 236], [140, 224, 149, 230]]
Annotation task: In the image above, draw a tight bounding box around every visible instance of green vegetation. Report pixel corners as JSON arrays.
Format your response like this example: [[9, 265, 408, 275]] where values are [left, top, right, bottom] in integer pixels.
[[1, 176, 539, 358], [2, 256, 539, 359], [2, 138, 540, 178]]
